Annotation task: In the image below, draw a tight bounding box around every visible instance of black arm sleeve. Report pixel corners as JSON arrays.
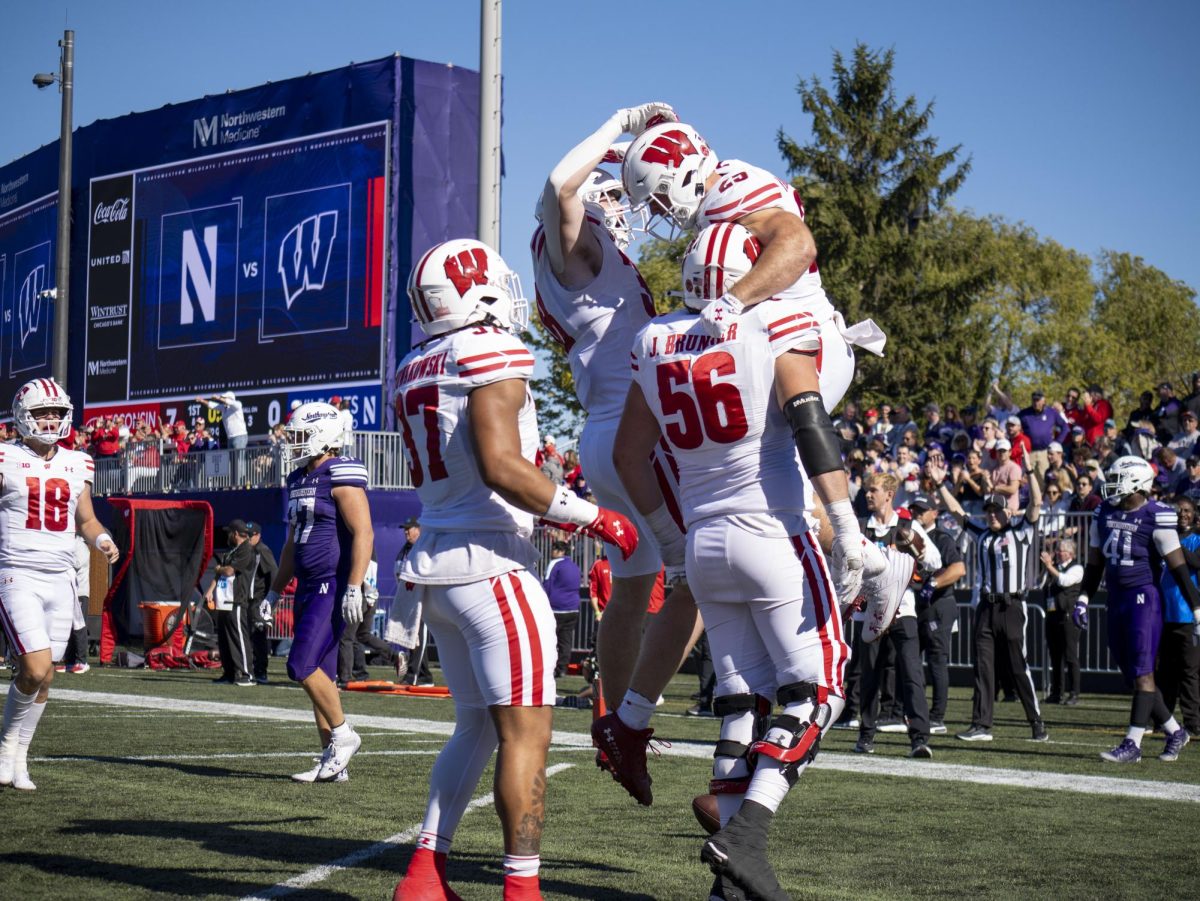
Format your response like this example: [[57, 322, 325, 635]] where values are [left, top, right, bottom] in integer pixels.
[[1182, 545, 1200, 571], [1080, 562, 1104, 598], [783, 392, 843, 477]]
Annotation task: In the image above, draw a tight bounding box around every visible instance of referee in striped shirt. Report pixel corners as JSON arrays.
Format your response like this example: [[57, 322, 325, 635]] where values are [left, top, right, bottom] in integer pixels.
[[936, 472, 1048, 742]]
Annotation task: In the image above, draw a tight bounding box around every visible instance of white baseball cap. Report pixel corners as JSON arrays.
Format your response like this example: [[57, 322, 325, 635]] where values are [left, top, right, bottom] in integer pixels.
[[995, 438, 1012, 451]]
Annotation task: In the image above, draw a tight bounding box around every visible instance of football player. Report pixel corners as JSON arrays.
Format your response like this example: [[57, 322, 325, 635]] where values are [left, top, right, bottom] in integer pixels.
[[266, 401, 373, 784], [0, 379, 119, 791], [591, 125, 889, 802], [533, 104, 701, 747], [613, 224, 871, 901], [391, 239, 637, 901], [1076, 456, 1197, 762]]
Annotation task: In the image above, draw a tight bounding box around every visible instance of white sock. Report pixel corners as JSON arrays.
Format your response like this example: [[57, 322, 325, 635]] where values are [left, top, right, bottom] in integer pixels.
[[616, 691, 656, 731], [1163, 717, 1181, 735], [417, 830, 453, 855], [503, 854, 540, 877], [422, 705, 497, 849], [743, 699, 820, 814], [1126, 725, 1146, 746], [1, 684, 38, 753], [331, 721, 353, 741], [19, 700, 47, 748]]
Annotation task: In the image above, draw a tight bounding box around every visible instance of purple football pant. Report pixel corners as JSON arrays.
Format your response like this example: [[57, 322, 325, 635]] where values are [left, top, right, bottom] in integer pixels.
[[287, 580, 345, 682], [1106, 584, 1163, 682]]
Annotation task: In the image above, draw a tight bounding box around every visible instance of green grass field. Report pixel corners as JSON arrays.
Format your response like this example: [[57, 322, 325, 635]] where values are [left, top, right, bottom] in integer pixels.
[[5, 661, 1198, 900]]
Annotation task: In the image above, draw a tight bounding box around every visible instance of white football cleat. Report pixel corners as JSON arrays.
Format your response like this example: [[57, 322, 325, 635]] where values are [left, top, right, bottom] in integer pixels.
[[0, 748, 16, 787], [12, 769, 35, 791], [292, 757, 349, 783], [316, 728, 361, 781]]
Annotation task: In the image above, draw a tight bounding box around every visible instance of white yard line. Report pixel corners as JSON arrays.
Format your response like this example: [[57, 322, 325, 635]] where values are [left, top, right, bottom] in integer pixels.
[[236, 762, 575, 901], [52, 689, 1200, 804]]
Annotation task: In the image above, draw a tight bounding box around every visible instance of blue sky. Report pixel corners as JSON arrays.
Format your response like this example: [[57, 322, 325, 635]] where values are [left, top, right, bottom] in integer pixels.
[[2, 0, 1197, 303]]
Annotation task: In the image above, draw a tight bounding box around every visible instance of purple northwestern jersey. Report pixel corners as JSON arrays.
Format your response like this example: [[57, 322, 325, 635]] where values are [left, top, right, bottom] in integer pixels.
[[286, 456, 369, 584], [1090, 499, 1179, 591]]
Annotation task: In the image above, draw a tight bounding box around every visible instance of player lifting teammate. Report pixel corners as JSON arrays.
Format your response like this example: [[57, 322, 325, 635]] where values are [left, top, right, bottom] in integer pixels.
[[391, 239, 637, 901], [0, 379, 119, 792], [593, 123, 888, 806], [614, 222, 870, 901]]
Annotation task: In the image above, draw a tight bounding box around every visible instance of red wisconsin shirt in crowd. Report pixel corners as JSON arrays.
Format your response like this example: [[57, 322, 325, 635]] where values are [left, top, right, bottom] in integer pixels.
[[1082, 399, 1113, 443], [589, 558, 612, 612], [92, 427, 121, 456], [1008, 432, 1032, 468]]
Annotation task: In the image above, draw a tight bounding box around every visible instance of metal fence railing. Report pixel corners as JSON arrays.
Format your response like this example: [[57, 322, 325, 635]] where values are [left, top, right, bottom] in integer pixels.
[[90, 433, 414, 496]]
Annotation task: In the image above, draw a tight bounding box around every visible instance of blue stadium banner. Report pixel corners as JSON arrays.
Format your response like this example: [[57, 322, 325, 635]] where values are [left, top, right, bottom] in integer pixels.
[[2, 55, 482, 433], [0, 193, 58, 394]]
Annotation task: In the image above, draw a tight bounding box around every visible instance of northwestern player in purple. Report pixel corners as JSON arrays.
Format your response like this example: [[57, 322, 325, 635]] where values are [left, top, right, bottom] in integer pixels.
[[1075, 456, 1199, 763], [267, 402, 374, 782]]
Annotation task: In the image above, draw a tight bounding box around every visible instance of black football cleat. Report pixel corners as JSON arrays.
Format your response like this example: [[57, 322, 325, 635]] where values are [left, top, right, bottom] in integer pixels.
[[700, 801, 791, 901]]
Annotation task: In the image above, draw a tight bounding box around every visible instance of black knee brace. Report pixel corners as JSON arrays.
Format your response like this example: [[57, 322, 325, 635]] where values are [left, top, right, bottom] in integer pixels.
[[750, 682, 834, 784]]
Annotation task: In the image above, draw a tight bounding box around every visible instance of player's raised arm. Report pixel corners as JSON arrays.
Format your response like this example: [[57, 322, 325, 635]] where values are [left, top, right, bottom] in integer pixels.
[[541, 103, 675, 281]]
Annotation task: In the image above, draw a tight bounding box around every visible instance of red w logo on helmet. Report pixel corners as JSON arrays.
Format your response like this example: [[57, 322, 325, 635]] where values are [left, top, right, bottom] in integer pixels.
[[640, 129, 703, 169], [444, 248, 490, 296]]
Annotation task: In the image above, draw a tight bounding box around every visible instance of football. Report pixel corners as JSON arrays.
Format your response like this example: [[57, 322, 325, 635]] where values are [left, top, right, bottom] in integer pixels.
[[691, 793, 720, 836]]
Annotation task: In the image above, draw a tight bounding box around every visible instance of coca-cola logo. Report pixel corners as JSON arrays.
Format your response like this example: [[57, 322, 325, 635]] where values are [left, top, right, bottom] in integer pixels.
[[93, 197, 130, 225]]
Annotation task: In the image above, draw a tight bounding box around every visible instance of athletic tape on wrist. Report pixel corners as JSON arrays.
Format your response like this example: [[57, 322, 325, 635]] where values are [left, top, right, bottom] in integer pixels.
[[544, 485, 600, 527]]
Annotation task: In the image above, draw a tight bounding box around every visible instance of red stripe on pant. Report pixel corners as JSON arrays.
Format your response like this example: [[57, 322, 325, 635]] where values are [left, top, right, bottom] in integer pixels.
[[791, 534, 837, 694], [804, 532, 847, 690], [507, 572, 545, 706], [492, 577, 524, 704]]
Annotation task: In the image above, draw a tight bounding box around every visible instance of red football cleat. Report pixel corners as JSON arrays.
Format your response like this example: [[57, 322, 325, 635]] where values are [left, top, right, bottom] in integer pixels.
[[591, 712, 655, 806], [394, 849, 463, 901], [503, 874, 542, 901]]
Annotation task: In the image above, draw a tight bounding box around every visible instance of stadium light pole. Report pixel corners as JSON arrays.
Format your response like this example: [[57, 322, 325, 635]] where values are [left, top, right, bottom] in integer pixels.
[[478, 0, 501, 250], [33, 29, 74, 387]]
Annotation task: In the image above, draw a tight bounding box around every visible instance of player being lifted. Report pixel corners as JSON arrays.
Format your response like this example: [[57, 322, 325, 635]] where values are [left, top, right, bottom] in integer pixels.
[[0, 379, 120, 791], [532, 103, 698, 781], [614, 223, 863, 901], [267, 401, 373, 784], [1076, 456, 1197, 763], [391, 239, 637, 901], [591, 119, 888, 805]]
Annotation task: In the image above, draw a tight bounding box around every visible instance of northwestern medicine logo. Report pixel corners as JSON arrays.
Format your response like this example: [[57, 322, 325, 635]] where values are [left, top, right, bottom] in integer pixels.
[[278, 211, 337, 308], [18, 265, 46, 349], [193, 105, 287, 148]]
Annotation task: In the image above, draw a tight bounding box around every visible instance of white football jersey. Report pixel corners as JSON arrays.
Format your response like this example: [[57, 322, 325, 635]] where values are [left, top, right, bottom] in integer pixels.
[[394, 325, 538, 535], [696, 160, 833, 321], [629, 306, 815, 533], [0, 441, 94, 573], [531, 215, 656, 421]]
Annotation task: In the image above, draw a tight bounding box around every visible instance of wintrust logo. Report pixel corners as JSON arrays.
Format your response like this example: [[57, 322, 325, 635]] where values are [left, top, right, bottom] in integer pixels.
[[93, 198, 130, 225]]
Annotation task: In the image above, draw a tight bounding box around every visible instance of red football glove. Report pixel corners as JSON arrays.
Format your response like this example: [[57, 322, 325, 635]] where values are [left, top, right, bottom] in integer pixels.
[[582, 508, 638, 561]]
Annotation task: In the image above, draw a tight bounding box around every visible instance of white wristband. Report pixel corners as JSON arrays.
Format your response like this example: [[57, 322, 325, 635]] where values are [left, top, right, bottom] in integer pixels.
[[644, 503, 682, 550], [93, 532, 113, 550], [824, 498, 858, 538], [544, 485, 599, 528]]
